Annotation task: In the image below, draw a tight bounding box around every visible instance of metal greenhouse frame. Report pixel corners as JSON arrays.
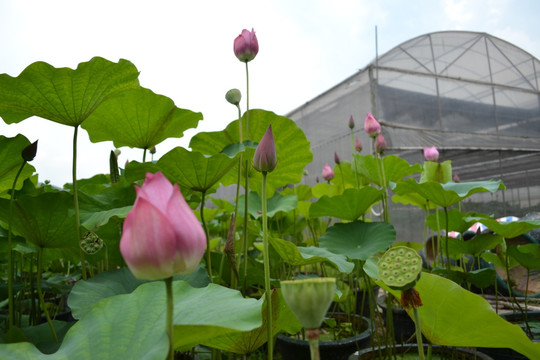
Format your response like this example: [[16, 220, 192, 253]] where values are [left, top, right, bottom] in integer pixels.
[[287, 31, 540, 240]]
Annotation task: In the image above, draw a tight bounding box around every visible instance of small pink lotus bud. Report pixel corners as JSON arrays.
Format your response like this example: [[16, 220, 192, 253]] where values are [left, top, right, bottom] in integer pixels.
[[120, 172, 206, 280], [334, 152, 340, 165], [355, 138, 362, 152], [252, 125, 277, 173], [375, 133, 387, 155], [149, 146, 156, 155], [348, 115, 355, 129], [423, 146, 439, 162], [453, 173, 460, 183], [364, 113, 381, 138], [234, 28, 259, 63], [322, 163, 334, 181]]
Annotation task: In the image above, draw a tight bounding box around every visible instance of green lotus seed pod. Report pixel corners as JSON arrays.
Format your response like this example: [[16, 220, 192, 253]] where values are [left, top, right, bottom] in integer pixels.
[[81, 231, 104, 255], [280, 278, 336, 329], [377, 246, 422, 291]]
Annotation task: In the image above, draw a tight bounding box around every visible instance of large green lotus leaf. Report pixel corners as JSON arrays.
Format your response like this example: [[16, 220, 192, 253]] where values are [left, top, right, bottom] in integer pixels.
[[353, 154, 421, 187], [124, 160, 161, 183], [381, 273, 540, 359], [82, 87, 202, 149], [189, 109, 312, 196], [270, 237, 354, 273], [318, 221, 396, 261], [444, 233, 503, 258], [464, 216, 540, 239], [194, 289, 302, 354], [332, 161, 358, 190], [508, 244, 540, 270], [0, 57, 139, 126], [238, 191, 298, 219], [393, 178, 505, 208], [157, 147, 237, 192], [0, 135, 36, 195], [309, 187, 383, 221], [0, 191, 76, 248], [68, 266, 210, 319]]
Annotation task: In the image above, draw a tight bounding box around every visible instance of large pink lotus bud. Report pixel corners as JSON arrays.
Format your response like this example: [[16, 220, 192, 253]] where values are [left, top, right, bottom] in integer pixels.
[[252, 125, 277, 173], [234, 28, 259, 62], [322, 163, 334, 181], [120, 172, 206, 280], [364, 113, 381, 138], [375, 133, 387, 155], [355, 138, 362, 152], [423, 146, 439, 162], [348, 115, 355, 129]]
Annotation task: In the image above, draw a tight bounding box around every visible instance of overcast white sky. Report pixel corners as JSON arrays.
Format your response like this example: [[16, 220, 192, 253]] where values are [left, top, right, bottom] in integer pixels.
[[1, 0, 539, 186]]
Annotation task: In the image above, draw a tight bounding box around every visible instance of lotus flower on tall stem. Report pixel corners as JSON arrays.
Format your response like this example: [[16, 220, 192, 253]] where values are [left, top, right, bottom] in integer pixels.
[[252, 125, 277, 360], [120, 172, 206, 360]]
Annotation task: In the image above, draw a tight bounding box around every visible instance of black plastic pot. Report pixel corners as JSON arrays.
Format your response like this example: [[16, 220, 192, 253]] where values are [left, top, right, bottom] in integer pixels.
[[350, 344, 494, 359], [479, 311, 540, 360], [276, 313, 372, 360]]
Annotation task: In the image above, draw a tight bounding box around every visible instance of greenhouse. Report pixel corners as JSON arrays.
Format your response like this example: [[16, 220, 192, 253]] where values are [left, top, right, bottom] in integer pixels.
[[288, 31, 540, 240]]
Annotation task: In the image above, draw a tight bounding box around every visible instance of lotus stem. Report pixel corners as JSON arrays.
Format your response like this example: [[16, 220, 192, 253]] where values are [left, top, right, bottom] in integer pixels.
[[412, 306, 425, 360], [307, 328, 320, 360], [7, 161, 26, 331], [72, 125, 86, 280], [165, 276, 174, 360], [37, 247, 58, 342], [262, 171, 273, 360], [200, 190, 213, 282]]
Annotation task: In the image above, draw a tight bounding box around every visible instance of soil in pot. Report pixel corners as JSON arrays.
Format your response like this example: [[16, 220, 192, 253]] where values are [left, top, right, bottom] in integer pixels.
[[350, 344, 494, 359], [276, 312, 372, 360], [479, 311, 540, 360]]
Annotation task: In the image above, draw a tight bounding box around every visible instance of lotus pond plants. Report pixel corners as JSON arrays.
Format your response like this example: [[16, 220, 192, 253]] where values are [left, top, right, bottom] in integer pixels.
[[1, 28, 540, 360]]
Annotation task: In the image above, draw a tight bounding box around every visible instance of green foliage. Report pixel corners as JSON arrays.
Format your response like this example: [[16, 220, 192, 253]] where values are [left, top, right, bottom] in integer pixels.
[[318, 221, 396, 261], [82, 87, 203, 149], [270, 237, 354, 273], [353, 154, 421, 187], [0, 57, 140, 126], [190, 109, 313, 196], [309, 187, 383, 220], [380, 272, 540, 359], [239, 191, 298, 219], [0, 135, 36, 196]]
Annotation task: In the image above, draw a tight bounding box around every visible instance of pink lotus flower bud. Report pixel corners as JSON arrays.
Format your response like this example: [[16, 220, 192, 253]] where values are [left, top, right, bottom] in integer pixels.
[[120, 172, 206, 280], [355, 138, 362, 152], [423, 146, 439, 162], [375, 133, 387, 155], [252, 125, 277, 173], [334, 152, 340, 165], [453, 173, 460, 183], [364, 113, 381, 138], [234, 28, 259, 63], [322, 163, 334, 181], [348, 115, 355, 129]]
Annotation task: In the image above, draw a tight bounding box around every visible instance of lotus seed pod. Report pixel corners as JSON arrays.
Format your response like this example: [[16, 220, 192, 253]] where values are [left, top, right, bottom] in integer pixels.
[[81, 231, 104, 255], [280, 278, 336, 329], [377, 246, 422, 291]]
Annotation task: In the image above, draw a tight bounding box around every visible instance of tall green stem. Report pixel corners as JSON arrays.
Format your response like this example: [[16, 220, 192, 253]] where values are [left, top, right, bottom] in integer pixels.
[[7, 161, 26, 331], [142, 148, 147, 163], [200, 190, 213, 282], [72, 126, 86, 280], [245, 61, 250, 136], [350, 129, 359, 189], [165, 277, 174, 360], [242, 160, 250, 292], [307, 329, 320, 360], [444, 207, 450, 271], [37, 247, 58, 342], [413, 307, 425, 360], [262, 172, 273, 360]]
